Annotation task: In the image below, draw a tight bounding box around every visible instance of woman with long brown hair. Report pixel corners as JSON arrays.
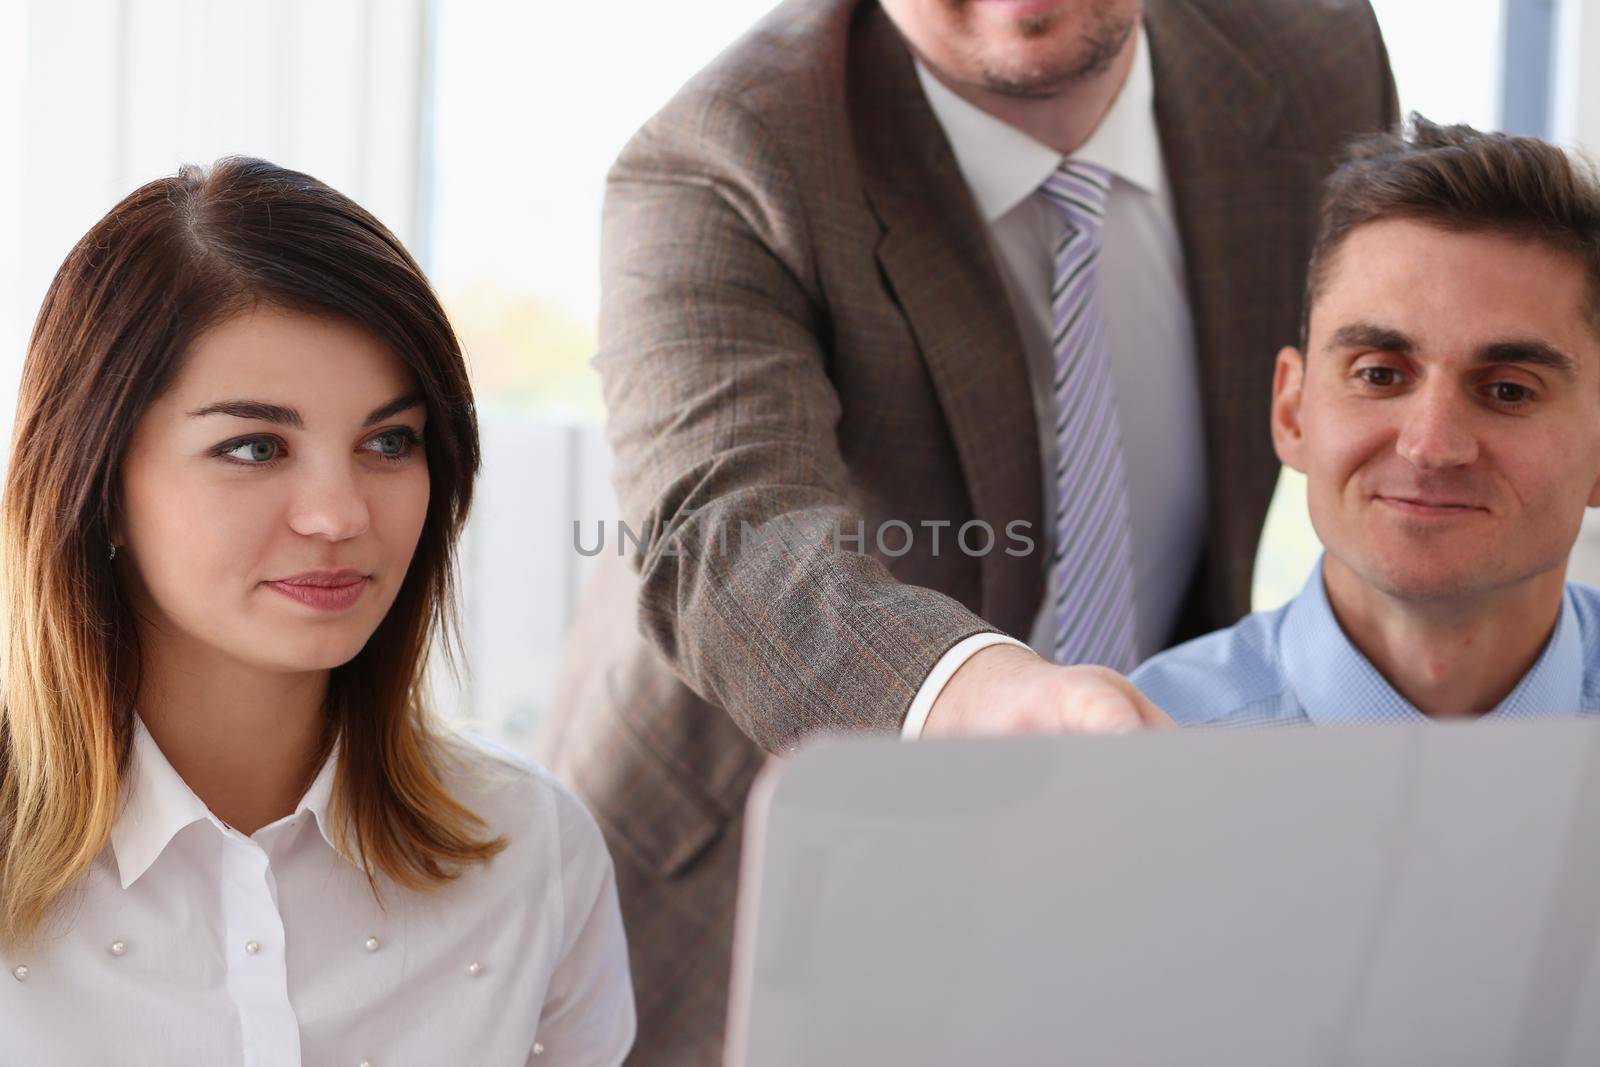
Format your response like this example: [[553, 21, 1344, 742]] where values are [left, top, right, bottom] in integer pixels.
[[0, 158, 634, 1064]]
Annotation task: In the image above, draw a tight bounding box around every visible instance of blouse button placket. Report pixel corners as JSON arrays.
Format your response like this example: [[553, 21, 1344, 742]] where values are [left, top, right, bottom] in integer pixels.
[[220, 832, 300, 1063]]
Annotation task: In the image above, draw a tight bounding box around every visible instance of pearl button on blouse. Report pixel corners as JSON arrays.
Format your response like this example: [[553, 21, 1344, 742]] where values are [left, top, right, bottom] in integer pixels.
[[1, 718, 635, 1065]]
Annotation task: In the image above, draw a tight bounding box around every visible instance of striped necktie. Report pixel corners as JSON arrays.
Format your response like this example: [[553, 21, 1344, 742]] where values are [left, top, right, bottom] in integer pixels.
[[1037, 161, 1139, 671]]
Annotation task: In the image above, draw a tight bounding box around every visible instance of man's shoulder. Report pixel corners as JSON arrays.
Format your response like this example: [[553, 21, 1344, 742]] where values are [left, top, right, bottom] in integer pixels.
[[1149, 0, 1391, 144], [433, 730, 569, 827], [649, 0, 860, 132], [1130, 602, 1305, 728], [607, 0, 875, 195], [1159, 0, 1382, 62], [1568, 580, 1600, 615], [1167, 0, 1380, 37], [1568, 583, 1600, 700]]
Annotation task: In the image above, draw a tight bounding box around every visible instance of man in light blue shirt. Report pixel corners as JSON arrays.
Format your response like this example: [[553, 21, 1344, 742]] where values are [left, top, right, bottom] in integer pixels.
[[1132, 118, 1600, 727]]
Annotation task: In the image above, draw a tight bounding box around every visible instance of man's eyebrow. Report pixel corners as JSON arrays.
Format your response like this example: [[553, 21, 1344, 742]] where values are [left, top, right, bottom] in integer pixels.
[[186, 400, 303, 428], [1476, 339, 1577, 379], [364, 393, 425, 427], [1325, 322, 1414, 355]]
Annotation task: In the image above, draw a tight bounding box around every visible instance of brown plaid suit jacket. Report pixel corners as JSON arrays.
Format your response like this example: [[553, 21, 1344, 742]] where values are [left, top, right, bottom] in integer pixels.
[[546, 0, 1398, 1061]]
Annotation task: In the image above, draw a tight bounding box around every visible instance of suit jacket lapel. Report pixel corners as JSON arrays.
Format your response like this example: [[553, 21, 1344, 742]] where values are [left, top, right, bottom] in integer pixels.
[[1147, 0, 1318, 623], [844, 0, 1321, 637], [847, 4, 1046, 637]]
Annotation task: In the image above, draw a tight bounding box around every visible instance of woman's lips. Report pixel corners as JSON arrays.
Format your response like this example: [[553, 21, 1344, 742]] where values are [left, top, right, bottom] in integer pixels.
[[265, 572, 370, 612]]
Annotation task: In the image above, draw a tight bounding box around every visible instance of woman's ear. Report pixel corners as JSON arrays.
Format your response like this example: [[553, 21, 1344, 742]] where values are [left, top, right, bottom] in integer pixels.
[[105, 493, 127, 554], [1271, 345, 1308, 473]]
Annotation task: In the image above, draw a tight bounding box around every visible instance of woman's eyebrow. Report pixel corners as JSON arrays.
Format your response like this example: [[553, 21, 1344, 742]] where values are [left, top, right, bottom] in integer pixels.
[[185, 394, 423, 429], [364, 393, 424, 426], [186, 400, 302, 427]]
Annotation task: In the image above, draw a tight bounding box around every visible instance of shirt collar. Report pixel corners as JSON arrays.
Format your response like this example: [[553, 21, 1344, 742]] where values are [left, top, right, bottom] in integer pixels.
[[1279, 557, 1586, 725], [914, 24, 1162, 223], [296, 740, 341, 853], [111, 716, 343, 890]]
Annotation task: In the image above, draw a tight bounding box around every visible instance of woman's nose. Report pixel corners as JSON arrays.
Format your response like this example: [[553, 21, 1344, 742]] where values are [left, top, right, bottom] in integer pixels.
[[286, 461, 371, 541]]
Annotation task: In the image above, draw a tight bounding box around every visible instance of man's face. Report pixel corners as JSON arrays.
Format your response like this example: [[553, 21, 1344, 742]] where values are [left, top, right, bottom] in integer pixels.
[[1273, 219, 1600, 605], [880, 0, 1141, 97]]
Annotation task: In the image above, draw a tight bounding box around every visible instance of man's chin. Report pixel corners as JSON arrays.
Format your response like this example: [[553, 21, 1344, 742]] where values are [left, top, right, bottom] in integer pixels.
[[1355, 552, 1526, 607], [972, 8, 1136, 94], [978, 65, 1086, 98], [1368, 569, 1484, 605]]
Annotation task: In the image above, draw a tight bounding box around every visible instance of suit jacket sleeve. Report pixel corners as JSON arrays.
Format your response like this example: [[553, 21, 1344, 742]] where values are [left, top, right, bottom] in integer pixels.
[[594, 88, 997, 753]]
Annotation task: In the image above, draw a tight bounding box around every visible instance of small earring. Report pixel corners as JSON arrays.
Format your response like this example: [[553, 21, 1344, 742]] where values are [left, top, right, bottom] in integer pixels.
[[107, 542, 117, 562]]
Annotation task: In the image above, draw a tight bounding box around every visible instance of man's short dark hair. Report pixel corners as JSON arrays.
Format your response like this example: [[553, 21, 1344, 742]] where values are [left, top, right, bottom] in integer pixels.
[[1303, 115, 1600, 346]]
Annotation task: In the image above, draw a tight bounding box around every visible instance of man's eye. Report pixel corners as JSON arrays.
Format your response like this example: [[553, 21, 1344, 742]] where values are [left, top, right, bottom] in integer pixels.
[[1358, 366, 1401, 387], [1490, 382, 1534, 405], [219, 438, 282, 464]]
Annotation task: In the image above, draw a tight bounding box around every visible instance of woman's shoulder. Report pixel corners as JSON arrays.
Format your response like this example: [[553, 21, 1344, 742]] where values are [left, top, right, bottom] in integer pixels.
[[431, 729, 609, 872]]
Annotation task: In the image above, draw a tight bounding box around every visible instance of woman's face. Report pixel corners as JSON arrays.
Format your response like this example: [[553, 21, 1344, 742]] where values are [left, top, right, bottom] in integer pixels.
[[119, 305, 431, 676]]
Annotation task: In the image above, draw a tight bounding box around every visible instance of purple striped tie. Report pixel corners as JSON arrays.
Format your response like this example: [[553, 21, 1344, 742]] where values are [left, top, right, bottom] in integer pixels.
[[1038, 161, 1139, 671]]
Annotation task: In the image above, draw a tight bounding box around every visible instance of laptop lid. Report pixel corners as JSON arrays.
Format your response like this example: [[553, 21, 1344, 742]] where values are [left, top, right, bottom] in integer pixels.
[[726, 721, 1600, 1066]]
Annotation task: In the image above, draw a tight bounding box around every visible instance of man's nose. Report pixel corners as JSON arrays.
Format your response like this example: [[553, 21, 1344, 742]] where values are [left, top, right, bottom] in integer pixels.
[[286, 460, 372, 541], [1394, 383, 1479, 470]]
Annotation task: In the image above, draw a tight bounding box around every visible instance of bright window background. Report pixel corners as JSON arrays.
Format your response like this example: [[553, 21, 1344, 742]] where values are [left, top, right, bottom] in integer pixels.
[[428, 0, 779, 417]]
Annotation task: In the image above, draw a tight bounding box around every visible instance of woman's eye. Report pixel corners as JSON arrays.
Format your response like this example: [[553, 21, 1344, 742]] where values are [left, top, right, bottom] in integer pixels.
[[363, 429, 421, 460], [220, 438, 282, 464], [1357, 366, 1401, 388]]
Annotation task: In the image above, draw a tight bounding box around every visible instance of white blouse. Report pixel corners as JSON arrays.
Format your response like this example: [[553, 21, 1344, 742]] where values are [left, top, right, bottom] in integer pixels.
[[1, 719, 635, 1066]]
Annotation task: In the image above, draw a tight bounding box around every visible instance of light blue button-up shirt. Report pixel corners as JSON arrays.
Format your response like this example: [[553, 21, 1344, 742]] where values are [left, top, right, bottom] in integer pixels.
[[1131, 558, 1600, 727]]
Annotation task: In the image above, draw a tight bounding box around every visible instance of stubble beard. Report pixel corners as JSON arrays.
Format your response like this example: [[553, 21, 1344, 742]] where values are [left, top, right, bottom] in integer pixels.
[[975, 6, 1137, 98]]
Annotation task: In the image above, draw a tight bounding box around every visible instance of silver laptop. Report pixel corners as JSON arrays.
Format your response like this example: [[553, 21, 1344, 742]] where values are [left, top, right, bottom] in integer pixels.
[[725, 721, 1600, 1066]]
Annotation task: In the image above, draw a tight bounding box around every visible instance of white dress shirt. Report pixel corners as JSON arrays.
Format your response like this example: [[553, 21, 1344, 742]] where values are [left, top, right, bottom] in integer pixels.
[[903, 29, 1207, 735], [2, 718, 636, 1066]]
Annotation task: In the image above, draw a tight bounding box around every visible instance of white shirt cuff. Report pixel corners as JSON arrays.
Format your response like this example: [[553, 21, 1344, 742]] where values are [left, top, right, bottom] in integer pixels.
[[901, 632, 1035, 739]]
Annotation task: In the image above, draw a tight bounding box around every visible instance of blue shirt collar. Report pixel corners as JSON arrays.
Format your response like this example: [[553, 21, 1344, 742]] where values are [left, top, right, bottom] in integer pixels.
[[1278, 557, 1584, 725]]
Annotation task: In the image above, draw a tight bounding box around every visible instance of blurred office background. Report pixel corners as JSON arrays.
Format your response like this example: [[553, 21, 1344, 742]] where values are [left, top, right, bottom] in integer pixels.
[[2, 0, 1598, 752]]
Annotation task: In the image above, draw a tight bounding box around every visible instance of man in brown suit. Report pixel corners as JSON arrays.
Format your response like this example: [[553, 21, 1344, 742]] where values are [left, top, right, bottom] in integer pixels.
[[547, 0, 1397, 1061]]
